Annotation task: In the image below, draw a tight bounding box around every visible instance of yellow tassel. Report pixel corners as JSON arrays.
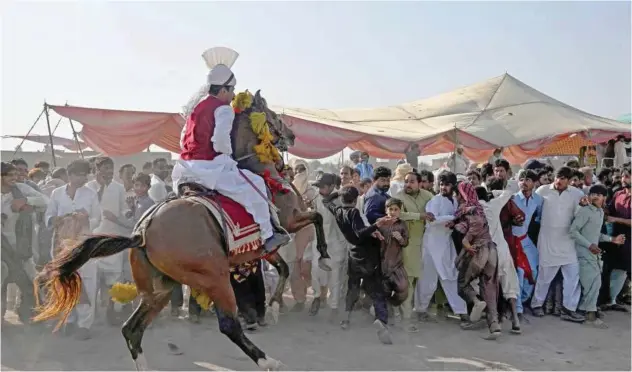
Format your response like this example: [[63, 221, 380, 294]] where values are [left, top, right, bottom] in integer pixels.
[[109, 282, 138, 304], [190, 288, 213, 311]]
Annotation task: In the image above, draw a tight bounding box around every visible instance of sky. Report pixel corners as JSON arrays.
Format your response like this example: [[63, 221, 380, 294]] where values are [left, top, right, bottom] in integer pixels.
[[2, 1, 631, 163]]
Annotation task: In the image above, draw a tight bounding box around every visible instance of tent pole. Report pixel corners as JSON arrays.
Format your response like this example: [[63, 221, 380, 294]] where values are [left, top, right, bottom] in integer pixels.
[[68, 118, 84, 159], [51, 116, 64, 135], [451, 122, 459, 173], [11, 105, 46, 157], [43, 103, 57, 167]]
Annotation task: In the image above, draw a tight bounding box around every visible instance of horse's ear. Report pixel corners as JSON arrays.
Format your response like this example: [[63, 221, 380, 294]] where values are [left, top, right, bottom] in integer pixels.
[[255, 89, 261, 99]]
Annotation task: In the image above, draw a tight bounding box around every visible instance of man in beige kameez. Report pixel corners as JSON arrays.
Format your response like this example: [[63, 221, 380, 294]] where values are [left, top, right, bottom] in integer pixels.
[[395, 171, 434, 332]]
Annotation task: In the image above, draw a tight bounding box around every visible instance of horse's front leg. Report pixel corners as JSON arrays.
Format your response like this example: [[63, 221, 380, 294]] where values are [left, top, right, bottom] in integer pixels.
[[287, 211, 331, 272], [264, 252, 289, 324]]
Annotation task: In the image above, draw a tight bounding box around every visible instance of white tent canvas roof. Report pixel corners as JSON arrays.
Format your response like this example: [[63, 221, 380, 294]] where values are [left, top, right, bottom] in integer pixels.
[[275, 73, 629, 161]]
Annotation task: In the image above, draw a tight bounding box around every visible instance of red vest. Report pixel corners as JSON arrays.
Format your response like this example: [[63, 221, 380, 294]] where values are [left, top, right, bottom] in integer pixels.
[[180, 96, 228, 161]]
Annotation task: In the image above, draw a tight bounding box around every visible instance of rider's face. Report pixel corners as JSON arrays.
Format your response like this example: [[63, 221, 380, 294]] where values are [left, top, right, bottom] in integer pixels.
[[218, 86, 235, 103]]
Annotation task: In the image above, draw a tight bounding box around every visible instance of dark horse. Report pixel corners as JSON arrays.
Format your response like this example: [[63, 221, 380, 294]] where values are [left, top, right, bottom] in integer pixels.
[[32, 90, 329, 371]]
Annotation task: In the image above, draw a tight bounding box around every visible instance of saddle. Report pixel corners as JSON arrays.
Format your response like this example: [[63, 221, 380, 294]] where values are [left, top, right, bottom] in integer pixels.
[[177, 182, 263, 257]]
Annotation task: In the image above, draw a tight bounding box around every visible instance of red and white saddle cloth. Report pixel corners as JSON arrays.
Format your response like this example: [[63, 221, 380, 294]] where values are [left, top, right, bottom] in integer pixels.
[[187, 194, 263, 256]]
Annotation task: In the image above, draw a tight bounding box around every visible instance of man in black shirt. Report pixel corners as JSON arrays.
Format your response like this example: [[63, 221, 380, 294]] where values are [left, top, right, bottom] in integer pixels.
[[322, 185, 396, 344]]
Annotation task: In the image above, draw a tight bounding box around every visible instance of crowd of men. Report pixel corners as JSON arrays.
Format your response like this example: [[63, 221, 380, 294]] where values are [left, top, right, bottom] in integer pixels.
[[1, 148, 630, 345]]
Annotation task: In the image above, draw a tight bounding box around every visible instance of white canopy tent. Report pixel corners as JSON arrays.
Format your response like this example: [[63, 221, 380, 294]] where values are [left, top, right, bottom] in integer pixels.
[[277, 73, 630, 163]]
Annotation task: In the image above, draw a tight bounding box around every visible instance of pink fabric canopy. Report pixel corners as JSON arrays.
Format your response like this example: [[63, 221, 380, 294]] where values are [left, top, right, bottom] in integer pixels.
[[3, 134, 88, 152], [49, 105, 183, 156]]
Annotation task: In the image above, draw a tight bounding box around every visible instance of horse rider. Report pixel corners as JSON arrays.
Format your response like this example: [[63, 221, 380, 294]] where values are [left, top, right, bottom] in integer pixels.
[[171, 46, 289, 253]]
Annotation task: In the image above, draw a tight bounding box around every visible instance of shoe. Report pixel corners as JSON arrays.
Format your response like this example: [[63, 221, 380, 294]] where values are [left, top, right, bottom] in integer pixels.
[[416, 311, 437, 323], [75, 327, 91, 340], [531, 307, 545, 317], [470, 300, 487, 322], [340, 320, 350, 330], [290, 302, 305, 312], [257, 315, 268, 327], [309, 298, 321, 316], [485, 321, 502, 340], [373, 320, 393, 345], [264, 233, 290, 253], [560, 308, 585, 323], [585, 318, 608, 329], [552, 305, 562, 317]]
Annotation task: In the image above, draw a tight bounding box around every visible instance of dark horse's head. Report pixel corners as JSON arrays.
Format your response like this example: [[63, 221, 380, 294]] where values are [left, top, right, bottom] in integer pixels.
[[251, 90, 295, 152]]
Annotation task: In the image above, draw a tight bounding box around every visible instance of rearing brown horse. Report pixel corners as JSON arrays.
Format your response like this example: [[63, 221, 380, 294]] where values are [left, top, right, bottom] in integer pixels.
[[32, 90, 328, 371]]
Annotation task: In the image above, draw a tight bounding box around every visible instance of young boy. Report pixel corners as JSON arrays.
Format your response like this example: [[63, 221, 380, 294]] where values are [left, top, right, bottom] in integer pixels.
[[570, 184, 625, 328], [125, 173, 156, 225], [379, 198, 409, 310]]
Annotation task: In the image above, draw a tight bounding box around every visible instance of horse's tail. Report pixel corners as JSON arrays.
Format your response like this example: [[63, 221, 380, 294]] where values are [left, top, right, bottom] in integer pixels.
[[32, 234, 143, 330]]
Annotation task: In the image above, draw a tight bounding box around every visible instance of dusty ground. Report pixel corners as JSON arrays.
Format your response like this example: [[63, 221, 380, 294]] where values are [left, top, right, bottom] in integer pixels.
[[2, 294, 630, 371]]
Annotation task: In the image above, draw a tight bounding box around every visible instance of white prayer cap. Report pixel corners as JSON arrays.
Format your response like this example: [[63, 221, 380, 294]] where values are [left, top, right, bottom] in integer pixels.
[[207, 64, 236, 86]]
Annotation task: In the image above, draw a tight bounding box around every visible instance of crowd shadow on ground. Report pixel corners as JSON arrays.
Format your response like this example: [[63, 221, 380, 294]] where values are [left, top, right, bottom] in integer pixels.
[[1, 298, 631, 371]]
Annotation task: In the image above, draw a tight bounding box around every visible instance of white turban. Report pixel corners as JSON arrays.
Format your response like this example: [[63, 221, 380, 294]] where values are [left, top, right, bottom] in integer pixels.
[[181, 47, 239, 119]]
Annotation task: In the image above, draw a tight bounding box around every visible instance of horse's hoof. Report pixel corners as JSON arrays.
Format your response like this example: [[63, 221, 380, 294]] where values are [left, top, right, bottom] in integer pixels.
[[269, 302, 280, 325], [134, 352, 149, 371], [257, 357, 284, 371], [318, 258, 332, 272]]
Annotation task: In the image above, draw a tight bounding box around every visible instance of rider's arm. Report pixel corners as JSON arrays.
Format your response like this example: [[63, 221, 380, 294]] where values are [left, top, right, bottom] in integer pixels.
[[211, 105, 235, 155]]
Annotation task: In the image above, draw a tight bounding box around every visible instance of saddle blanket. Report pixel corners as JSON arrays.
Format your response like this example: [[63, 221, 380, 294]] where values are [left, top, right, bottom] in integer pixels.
[[187, 195, 263, 256]]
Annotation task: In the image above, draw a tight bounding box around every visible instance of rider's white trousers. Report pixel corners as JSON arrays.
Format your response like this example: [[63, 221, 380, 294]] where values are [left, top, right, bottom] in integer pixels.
[[171, 157, 273, 240]]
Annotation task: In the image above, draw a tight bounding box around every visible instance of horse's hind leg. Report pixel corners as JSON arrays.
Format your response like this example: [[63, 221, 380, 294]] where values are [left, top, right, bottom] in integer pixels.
[[122, 249, 177, 371], [265, 252, 289, 324], [210, 272, 283, 370]]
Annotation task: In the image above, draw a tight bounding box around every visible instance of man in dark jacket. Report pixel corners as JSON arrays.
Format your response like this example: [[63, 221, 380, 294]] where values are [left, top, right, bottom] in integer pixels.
[[323, 185, 396, 345]]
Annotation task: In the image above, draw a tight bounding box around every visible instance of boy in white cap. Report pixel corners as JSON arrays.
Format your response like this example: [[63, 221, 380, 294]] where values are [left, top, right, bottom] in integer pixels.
[[172, 47, 288, 252]]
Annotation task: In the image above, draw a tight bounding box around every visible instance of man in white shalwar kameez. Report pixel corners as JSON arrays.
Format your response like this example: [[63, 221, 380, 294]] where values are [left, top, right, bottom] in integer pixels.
[[171, 47, 288, 252], [530, 166, 587, 323], [45, 160, 101, 340], [86, 157, 130, 318], [479, 178, 522, 333], [415, 171, 468, 321], [308, 173, 348, 319]]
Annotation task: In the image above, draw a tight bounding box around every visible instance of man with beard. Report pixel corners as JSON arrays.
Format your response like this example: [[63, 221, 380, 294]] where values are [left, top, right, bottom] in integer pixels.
[[415, 171, 468, 323], [86, 157, 131, 325], [419, 170, 435, 194], [45, 160, 101, 339], [364, 166, 392, 224], [1, 162, 48, 324], [511, 170, 543, 318], [530, 167, 587, 322], [394, 171, 434, 332], [322, 185, 396, 344]]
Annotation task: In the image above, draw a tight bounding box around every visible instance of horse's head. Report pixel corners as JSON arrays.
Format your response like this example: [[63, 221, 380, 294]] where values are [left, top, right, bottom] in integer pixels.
[[252, 90, 295, 152]]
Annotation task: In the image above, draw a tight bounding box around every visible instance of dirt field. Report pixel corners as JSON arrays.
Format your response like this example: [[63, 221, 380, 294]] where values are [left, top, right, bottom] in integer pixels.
[[2, 294, 630, 371]]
